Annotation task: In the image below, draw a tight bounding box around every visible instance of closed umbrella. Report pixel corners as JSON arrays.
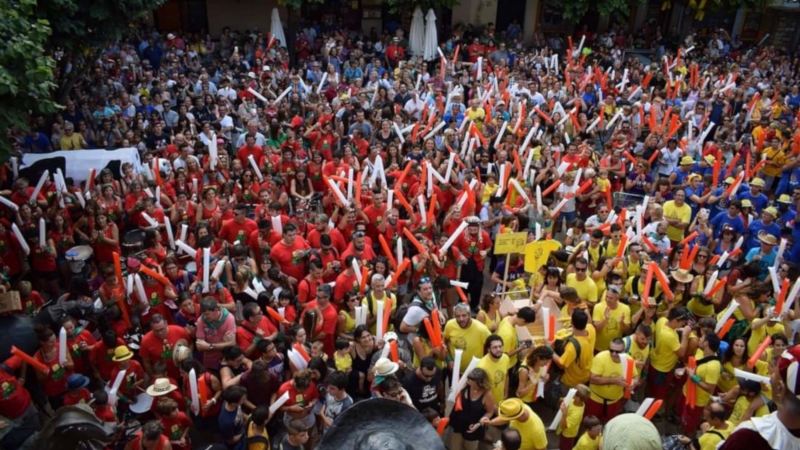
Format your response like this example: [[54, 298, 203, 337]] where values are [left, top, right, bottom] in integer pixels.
[[423, 9, 438, 62], [409, 7, 425, 57], [270, 8, 286, 48]]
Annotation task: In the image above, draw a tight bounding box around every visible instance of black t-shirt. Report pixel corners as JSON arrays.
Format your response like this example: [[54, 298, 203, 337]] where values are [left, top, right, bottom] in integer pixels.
[[146, 132, 171, 151], [402, 369, 442, 412]]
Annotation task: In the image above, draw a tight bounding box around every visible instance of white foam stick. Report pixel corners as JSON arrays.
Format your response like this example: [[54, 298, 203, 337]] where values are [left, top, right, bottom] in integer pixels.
[[576, 35, 586, 55], [134, 274, 148, 307], [423, 121, 446, 141], [376, 300, 385, 341], [59, 327, 68, 364], [557, 161, 571, 177], [418, 195, 427, 225], [288, 349, 308, 370], [627, 86, 642, 102], [452, 348, 464, 390], [606, 111, 623, 131], [715, 250, 732, 268], [246, 155, 264, 182], [30, 170, 49, 202], [175, 240, 197, 259], [267, 216, 281, 236], [10, 158, 17, 180], [439, 221, 467, 256], [210, 259, 226, 281], [784, 280, 800, 313], [702, 270, 720, 296], [347, 168, 354, 200], [126, 274, 134, 296], [586, 115, 602, 133], [243, 287, 258, 299], [697, 122, 716, 144], [397, 235, 403, 263], [510, 179, 530, 203], [775, 239, 788, 268], [162, 216, 175, 250], [273, 86, 292, 104], [201, 247, 211, 292], [549, 388, 577, 430], [352, 258, 362, 287], [769, 266, 781, 294], [448, 356, 480, 402], [573, 168, 583, 189], [387, 189, 394, 209], [252, 278, 266, 294], [400, 124, 416, 134], [552, 54, 559, 75], [734, 369, 770, 385], [496, 164, 506, 196], [523, 148, 535, 181], [733, 236, 744, 252], [535, 223, 542, 241], [536, 366, 547, 398], [715, 301, 740, 333], [269, 391, 290, 416], [450, 280, 469, 289], [11, 223, 27, 256], [327, 178, 348, 205], [316, 73, 328, 94], [426, 163, 434, 195], [38, 218, 46, 248], [209, 133, 219, 170], [476, 57, 483, 79], [458, 118, 471, 136], [393, 122, 406, 144], [144, 188, 154, 198], [189, 368, 200, 414], [0, 196, 18, 212], [444, 152, 456, 183], [108, 369, 127, 406], [636, 398, 655, 416], [141, 212, 159, 229], [536, 185, 543, 214], [564, 133, 571, 145], [56, 168, 67, 193], [494, 121, 509, 149], [355, 306, 366, 327], [542, 307, 551, 342], [247, 87, 268, 103]]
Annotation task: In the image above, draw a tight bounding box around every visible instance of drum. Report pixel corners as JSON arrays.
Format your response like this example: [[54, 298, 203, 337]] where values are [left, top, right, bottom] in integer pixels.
[[65, 245, 93, 274], [129, 393, 153, 414], [122, 229, 146, 256]]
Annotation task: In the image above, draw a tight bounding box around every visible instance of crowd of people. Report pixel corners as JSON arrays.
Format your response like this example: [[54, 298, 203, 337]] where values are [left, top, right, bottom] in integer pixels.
[[3, 14, 800, 450]]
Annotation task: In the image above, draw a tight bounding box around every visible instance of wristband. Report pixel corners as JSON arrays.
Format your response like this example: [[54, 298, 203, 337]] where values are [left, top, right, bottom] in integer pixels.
[[690, 374, 701, 384]]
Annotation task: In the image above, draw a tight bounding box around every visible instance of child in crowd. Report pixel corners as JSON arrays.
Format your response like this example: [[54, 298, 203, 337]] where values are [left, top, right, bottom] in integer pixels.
[[19, 280, 44, 315], [574, 415, 602, 450], [280, 419, 310, 450], [557, 384, 589, 450], [158, 397, 192, 450], [333, 338, 352, 373], [91, 389, 117, 423], [63, 374, 91, 406]]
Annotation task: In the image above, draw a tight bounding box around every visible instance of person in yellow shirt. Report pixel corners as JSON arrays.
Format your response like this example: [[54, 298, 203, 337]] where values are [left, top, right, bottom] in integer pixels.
[[362, 274, 397, 335], [573, 415, 602, 450], [480, 173, 499, 205], [728, 379, 770, 425], [483, 398, 548, 450], [495, 307, 537, 367], [476, 335, 510, 404], [648, 308, 691, 406], [676, 401, 733, 450], [517, 346, 555, 405], [681, 332, 722, 435], [602, 225, 623, 259], [587, 339, 635, 423], [553, 309, 596, 390], [623, 273, 664, 317], [444, 303, 491, 373], [245, 405, 271, 450], [663, 190, 692, 244], [465, 98, 486, 131], [566, 257, 598, 306], [556, 384, 589, 449], [623, 324, 652, 395], [761, 136, 789, 191], [592, 286, 631, 352], [59, 122, 88, 150]]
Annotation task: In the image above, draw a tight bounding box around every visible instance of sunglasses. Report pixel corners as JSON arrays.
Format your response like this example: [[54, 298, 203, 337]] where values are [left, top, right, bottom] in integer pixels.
[[609, 349, 622, 355], [575, 267, 587, 273]]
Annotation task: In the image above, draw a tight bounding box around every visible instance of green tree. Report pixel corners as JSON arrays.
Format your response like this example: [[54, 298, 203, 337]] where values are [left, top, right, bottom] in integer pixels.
[[278, 0, 324, 65], [380, 0, 460, 14], [0, 0, 58, 160], [557, 0, 767, 22], [36, 0, 168, 101]]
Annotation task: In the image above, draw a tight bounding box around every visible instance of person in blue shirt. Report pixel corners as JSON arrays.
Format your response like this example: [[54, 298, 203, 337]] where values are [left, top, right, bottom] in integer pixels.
[[708, 176, 736, 219], [743, 207, 782, 253], [710, 200, 745, 239], [23, 131, 52, 153], [670, 156, 695, 190], [776, 195, 797, 229], [685, 174, 711, 219], [744, 234, 778, 280], [737, 178, 769, 214]]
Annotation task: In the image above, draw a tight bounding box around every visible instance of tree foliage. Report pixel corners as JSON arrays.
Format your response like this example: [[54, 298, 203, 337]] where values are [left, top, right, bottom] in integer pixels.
[[380, 0, 460, 15], [558, 0, 768, 22], [0, 0, 58, 160]]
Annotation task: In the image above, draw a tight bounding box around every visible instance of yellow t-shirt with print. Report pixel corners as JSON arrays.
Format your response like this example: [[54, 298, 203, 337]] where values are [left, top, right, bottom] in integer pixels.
[[556, 398, 584, 438], [361, 292, 397, 335], [624, 336, 650, 376], [444, 319, 491, 372], [663, 200, 692, 242], [682, 351, 721, 407], [476, 353, 510, 404], [729, 395, 769, 425], [592, 302, 631, 352], [697, 423, 734, 450], [566, 273, 598, 305], [589, 350, 625, 403], [508, 404, 548, 450], [573, 432, 601, 450], [496, 317, 520, 366], [560, 325, 597, 387], [623, 275, 663, 316], [747, 322, 784, 357], [651, 317, 681, 373], [603, 240, 621, 259]]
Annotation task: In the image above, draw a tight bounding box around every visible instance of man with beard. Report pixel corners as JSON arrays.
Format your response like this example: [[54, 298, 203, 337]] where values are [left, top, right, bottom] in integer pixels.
[[456, 216, 492, 310], [444, 303, 490, 374], [399, 278, 442, 347], [270, 223, 311, 285], [340, 230, 376, 267], [377, 207, 417, 242], [307, 213, 347, 255], [476, 335, 510, 405]]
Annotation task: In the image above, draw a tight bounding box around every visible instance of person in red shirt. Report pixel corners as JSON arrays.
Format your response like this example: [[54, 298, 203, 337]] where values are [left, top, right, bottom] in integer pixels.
[[318, 234, 341, 284], [362, 192, 388, 243], [455, 217, 492, 309], [297, 259, 325, 307], [109, 345, 146, 406], [561, 142, 583, 172], [9, 177, 46, 208], [63, 374, 92, 406], [90, 330, 126, 383], [300, 284, 339, 356], [237, 302, 279, 359], [386, 37, 405, 68], [236, 134, 265, 167], [248, 219, 281, 262], [270, 222, 311, 284], [0, 221, 24, 282], [91, 390, 117, 423], [63, 316, 98, 376], [305, 121, 338, 161], [276, 369, 319, 423], [307, 213, 347, 255], [340, 230, 376, 267], [140, 314, 191, 380], [140, 274, 178, 327], [467, 37, 485, 63], [124, 180, 148, 226], [218, 204, 258, 245], [26, 227, 60, 298], [35, 326, 74, 410], [157, 397, 192, 450], [0, 364, 37, 430], [334, 255, 361, 308]]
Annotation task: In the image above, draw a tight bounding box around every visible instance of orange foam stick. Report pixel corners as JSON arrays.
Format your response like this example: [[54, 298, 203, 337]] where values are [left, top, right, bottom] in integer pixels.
[[403, 228, 428, 255], [617, 234, 628, 258], [644, 399, 663, 420], [139, 265, 170, 286], [650, 262, 674, 300], [605, 188, 613, 209], [661, 111, 671, 136], [648, 149, 660, 166], [385, 258, 410, 290], [471, 123, 487, 147], [436, 417, 449, 436], [454, 392, 464, 411], [358, 265, 369, 295], [726, 153, 740, 176], [293, 343, 311, 362], [723, 173, 744, 198], [706, 277, 727, 298], [712, 155, 722, 187], [87, 168, 96, 192], [648, 110, 658, 134], [745, 151, 752, 178], [396, 161, 414, 189], [570, 110, 581, 130], [266, 306, 288, 324], [682, 245, 700, 270], [547, 314, 556, 342], [382, 297, 393, 334], [642, 72, 653, 89], [420, 163, 428, 195], [709, 254, 721, 266], [541, 180, 561, 197], [748, 336, 771, 368], [452, 45, 460, 64], [113, 252, 124, 284], [751, 160, 767, 175], [776, 278, 790, 315], [423, 317, 438, 346], [534, 106, 554, 124], [642, 236, 659, 253], [394, 189, 414, 216], [355, 172, 362, 208], [679, 231, 699, 247], [390, 340, 399, 362], [717, 318, 735, 338], [665, 119, 682, 141], [576, 179, 593, 196], [618, 208, 627, 227], [642, 265, 654, 308], [513, 150, 523, 176], [431, 309, 443, 348], [687, 356, 697, 408], [455, 286, 468, 303], [114, 252, 132, 327], [623, 151, 638, 166], [411, 122, 420, 143], [11, 346, 48, 373], [427, 193, 437, 221], [624, 356, 635, 399], [378, 235, 398, 269], [153, 159, 163, 187], [440, 57, 445, 80], [328, 175, 349, 184]]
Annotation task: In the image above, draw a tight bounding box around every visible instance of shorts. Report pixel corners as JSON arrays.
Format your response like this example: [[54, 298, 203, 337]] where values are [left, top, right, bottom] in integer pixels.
[[647, 365, 674, 400], [560, 210, 577, 223], [585, 397, 624, 424]]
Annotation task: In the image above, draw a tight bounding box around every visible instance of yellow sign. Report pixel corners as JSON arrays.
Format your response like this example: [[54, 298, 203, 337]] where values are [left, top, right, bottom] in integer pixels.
[[524, 240, 562, 273], [494, 232, 528, 255]]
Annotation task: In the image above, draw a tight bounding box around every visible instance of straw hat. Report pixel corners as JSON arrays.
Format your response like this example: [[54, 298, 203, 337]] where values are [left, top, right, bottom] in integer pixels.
[[703, 155, 716, 164], [680, 156, 694, 166], [373, 358, 399, 377], [740, 199, 753, 208], [112, 345, 134, 362], [750, 177, 765, 187], [758, 234, 778, 246], [672, 269, 694, 284], [146, 378, 178, 397], [498, 398, 527, 421], [778, 194, 792, 204], [763, 207, 778, 217]]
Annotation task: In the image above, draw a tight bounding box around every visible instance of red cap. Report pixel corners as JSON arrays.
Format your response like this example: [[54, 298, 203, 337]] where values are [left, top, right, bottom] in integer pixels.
[[777, 345, 800, 395]]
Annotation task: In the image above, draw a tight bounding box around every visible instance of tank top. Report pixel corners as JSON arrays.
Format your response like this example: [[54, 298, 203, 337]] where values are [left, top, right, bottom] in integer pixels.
[[449, 388, 486, 440], [479, 309, 500, 331]]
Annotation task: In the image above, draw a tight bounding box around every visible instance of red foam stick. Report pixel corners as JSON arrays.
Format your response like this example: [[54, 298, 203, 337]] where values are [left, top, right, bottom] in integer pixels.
[[455, 286, 468, 303], [358, 265, 369, 295], [139, 265, 170, 286], [644, 399, 663, 420], [355, 172, 362, 208], [541, 180, 561, 197], [385, 259, 410, 290], [390, 340, 399, 362], [266, 306, 288, 324], [11, 346, 48, 373], [436, 417, 450, 436], [378, 235, 398, 269], [687, 356, 697, 408], [576, 179, 593, 195], [617, 235, 628, 259], [679, 231, 699, 247], [748, 336, 771, 369], [706, 277, 727, 298], [641, 236, 659, 253], [776, 278, 790, 315], [431, 309, 443, 348], [624, 356, 635, 399], [717, 318, 735, 338], [650, 262, 674, 300]]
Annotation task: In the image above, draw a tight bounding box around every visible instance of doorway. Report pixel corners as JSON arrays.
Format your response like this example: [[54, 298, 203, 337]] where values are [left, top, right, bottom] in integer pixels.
[[496, 0, 526, 37]]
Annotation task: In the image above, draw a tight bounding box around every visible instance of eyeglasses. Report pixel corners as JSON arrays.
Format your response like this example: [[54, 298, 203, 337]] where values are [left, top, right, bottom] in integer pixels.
[[609, 349, 622, 355], [698, 254, 708, 259], [575, 267, 587, 273]]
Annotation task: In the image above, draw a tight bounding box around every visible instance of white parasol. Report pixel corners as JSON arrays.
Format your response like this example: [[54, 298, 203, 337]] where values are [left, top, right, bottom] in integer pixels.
[[270, 8, 286, 48], [423, 9, 439, 62], [409, 7, 425, 57]]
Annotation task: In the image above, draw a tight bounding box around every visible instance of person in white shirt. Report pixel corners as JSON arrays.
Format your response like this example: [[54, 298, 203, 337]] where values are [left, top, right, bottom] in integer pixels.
[[657, 138, 682, 179], [404, 92, 424, 121], [235, 120, 266, 148]]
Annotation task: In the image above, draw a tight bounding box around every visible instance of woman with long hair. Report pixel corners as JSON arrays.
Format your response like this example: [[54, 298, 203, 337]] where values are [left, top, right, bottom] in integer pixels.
[[476, 294, 505, 333], [517, 346, 555, 407], [448, 368, 496, 450], [179, 358, 222, 429], [34, 325, 74, 410], [336, 292, 358, 341]]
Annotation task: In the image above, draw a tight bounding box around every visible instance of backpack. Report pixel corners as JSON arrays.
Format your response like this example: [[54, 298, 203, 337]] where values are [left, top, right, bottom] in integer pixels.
[[233, 418, 269, 450], [393, 297, 432, 333]]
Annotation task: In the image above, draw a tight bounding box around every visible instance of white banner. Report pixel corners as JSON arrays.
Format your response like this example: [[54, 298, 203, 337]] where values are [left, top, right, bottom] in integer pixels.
[[21, 148, 143, 183]]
